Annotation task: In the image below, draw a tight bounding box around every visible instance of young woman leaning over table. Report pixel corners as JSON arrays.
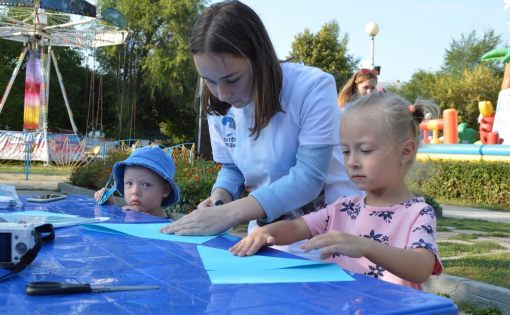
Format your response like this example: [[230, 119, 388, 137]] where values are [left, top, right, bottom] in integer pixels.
[[160, 0, 360, 258]]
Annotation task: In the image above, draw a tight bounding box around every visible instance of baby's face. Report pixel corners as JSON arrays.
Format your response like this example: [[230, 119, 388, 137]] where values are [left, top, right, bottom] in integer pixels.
[[123, 166, 170, 216]]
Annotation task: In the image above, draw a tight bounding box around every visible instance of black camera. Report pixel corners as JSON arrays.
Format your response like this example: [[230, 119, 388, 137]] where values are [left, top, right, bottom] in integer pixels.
[[0, 223, 36, 268]]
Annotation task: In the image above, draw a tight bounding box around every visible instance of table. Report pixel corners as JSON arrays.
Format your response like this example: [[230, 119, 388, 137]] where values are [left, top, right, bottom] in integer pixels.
[[0, 195, 458, 314]]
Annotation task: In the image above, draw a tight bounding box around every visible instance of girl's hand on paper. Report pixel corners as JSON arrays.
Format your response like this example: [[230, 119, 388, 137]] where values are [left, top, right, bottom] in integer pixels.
[[229, 229, 275, 256], [300, 231, 369, 260]]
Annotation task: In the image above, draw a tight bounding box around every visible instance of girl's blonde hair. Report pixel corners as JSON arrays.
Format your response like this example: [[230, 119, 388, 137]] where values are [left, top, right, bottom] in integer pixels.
[[343, 92, 439, 164]]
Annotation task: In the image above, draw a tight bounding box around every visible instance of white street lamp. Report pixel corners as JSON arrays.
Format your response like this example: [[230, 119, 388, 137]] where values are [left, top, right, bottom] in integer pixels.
[[365, 22, 379, 70]]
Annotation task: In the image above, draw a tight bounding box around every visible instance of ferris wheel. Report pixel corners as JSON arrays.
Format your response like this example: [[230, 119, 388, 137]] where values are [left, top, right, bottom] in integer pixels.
[[0, 0, 129, 135]]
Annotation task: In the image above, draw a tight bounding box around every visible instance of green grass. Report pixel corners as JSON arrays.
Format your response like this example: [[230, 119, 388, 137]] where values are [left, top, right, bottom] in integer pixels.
[[485, 232, 510, 237], [0, 164, 71, 175], [449, 233, 480, 241], [442, 253, 510, 289], [439, 241, 504, 258], [436, 226, 451, 232], [438, 217, 510, 233], [435, 294, 502, 315], [457, 302, 502, 315]]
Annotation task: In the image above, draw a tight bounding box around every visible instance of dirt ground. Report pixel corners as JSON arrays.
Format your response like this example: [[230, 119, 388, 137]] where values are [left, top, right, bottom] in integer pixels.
[[0, 172, 69, 191]]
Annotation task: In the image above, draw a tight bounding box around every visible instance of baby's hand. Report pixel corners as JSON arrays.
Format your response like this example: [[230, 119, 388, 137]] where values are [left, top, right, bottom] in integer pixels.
[[229, 230, 275, 256], [93, 188, 105, 202], [94, 188, 112, 204]]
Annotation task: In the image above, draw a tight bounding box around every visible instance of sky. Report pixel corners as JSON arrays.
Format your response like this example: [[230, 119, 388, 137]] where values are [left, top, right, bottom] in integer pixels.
[[211, 0, 510, 83]]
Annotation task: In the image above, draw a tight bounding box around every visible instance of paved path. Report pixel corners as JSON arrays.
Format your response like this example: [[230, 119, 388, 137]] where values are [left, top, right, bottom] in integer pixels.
[[0, 173, 68, 191], [442, 204, 510, 224]]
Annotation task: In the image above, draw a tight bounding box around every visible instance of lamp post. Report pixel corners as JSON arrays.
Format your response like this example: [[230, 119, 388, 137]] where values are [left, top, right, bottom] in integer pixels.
[[365, 22, 379, 70]]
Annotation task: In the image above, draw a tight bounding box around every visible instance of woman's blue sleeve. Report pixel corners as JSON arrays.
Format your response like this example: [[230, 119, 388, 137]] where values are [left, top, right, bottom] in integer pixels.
[[211, 163, 245, 200], [250, 145, 332, 223]]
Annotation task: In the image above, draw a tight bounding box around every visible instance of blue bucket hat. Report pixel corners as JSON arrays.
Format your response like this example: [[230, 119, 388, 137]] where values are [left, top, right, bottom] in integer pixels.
[[112, 146, 180, 207]]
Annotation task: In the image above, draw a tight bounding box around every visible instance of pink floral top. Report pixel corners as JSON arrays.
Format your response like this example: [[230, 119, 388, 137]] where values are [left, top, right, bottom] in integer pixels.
[[302, 195, 443, 289]]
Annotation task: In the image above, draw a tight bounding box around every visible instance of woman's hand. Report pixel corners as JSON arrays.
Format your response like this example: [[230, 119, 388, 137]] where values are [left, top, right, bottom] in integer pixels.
[[197, 188, 233, 208], [229, 228, 275, 256], [160, 205, 238, 235], [300, 231, 370, 260], [160, 196, 265, 236]]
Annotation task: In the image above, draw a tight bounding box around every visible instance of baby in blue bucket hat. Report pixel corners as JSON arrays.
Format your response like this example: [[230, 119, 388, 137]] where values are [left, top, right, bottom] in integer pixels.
[[94, 146, 180, 218]]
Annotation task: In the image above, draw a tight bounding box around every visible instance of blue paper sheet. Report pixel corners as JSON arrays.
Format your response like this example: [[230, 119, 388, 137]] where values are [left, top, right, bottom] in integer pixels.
[[197, 245, 355, 284], [198, 244, 326, 270], [81, 223, 218, 244]]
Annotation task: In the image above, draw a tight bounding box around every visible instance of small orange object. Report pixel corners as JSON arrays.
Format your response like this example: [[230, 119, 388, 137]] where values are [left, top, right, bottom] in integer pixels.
[[443, 109, 458, 144], [487, 131, 501, 144]]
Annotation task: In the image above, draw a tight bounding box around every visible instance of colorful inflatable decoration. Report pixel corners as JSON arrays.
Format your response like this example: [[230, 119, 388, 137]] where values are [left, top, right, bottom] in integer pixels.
[[478, 101, 503, 144], [457, 123, 477, 144], [419, 109, 458, 144], [417, 144, 510, 162], [481, 47, 510, 89]]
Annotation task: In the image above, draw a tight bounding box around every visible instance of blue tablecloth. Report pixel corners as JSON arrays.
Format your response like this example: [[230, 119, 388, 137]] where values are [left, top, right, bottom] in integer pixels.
[[0, 195, 458, 314]]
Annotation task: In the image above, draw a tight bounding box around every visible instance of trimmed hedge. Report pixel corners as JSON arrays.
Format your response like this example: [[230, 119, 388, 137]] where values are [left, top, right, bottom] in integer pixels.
[[70, 150, 510, 216], [408, 159, 510, 210]]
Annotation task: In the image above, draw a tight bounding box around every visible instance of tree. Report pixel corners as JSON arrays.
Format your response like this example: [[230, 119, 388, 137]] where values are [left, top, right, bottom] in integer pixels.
[[442, 30, 502, 76], [433, 65, 501, 125], [289, 21, 358, 90], [391, 70, 438, 102], [396, 65, 500, 128], [0, 40, 26, 130], [393, 29, 503, 130], [97, 0, 205, 142], [0, 41, 87, 132]]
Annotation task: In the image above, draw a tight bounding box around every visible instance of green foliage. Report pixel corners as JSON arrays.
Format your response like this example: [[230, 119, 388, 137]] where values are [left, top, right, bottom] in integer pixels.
[[168, 158, 220, 215], [0, 42, 88, 132], [442, 30, 502, 76], [408, 159, 510, 210], [457, 302, 502, 315], [69, 150, 130, 190], [396, 65, 501, 128], [392, 29, 503, 129], [289, 20, 359, 90], [95, 0, 205, 139], [159, 121, 193, 145]]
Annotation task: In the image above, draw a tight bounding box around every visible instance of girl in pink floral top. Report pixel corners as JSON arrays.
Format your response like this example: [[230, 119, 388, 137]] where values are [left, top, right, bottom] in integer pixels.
[[230, 92, 443, 289]]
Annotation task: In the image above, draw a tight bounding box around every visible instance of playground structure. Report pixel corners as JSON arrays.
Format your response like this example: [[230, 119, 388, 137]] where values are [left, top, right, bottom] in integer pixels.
[[420, 109, 458, 145], [417, 104, 510, 162], [417, 38, 510, 162], [0, 0, 128, 165], [478, 101, 504, 144]]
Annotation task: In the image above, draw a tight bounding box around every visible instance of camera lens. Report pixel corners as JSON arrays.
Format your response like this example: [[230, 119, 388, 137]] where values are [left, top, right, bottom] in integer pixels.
[[15, 242, 28, 254]]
